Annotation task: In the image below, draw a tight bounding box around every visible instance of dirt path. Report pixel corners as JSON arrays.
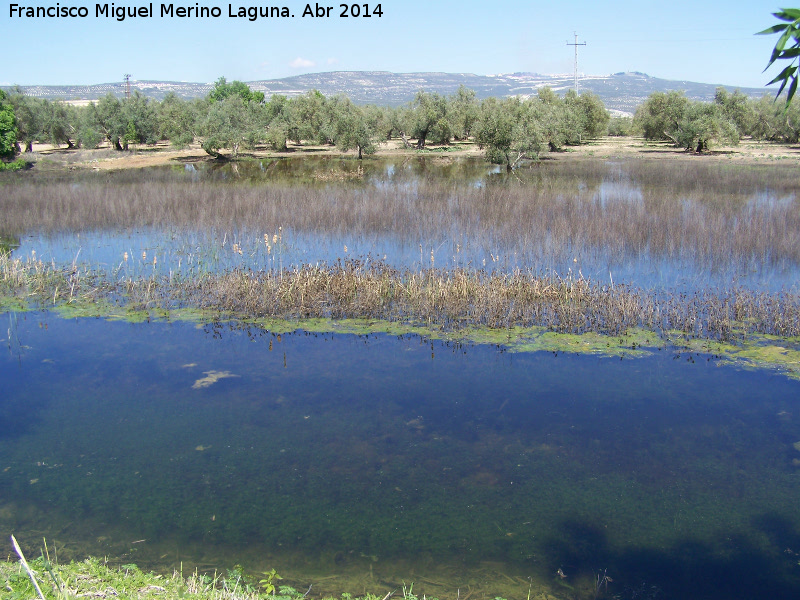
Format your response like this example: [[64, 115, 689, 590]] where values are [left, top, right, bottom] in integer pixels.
[[22, 136, 800, 172]]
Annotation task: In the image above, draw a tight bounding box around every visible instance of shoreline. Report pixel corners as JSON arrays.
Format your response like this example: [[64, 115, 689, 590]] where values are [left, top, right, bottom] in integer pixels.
[[13, 136, 800, 173]]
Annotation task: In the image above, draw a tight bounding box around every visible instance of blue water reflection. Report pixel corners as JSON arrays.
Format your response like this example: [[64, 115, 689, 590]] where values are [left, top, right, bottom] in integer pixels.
[[8, 156, 800, 294], [2, 311, 800, 598]]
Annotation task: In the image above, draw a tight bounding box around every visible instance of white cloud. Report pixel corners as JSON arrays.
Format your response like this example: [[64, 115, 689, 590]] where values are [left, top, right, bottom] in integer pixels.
[[289, 57, 315, 69], [326, 58, 339, 66]]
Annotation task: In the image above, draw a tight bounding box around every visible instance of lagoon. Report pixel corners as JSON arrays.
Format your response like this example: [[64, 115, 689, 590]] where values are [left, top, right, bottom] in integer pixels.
[[4, 156, 799, 293], [2, 155, 800, 599], [2, 310, 800, 599]]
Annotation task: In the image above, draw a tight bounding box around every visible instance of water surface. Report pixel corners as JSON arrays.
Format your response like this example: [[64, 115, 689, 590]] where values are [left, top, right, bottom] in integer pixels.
[[5, 156, 799, 293], [2, 311, 800, 599]]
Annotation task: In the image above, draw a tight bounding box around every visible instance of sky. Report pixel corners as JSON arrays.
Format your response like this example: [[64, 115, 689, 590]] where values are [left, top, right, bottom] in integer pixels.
[[0, 0, 790, 90]]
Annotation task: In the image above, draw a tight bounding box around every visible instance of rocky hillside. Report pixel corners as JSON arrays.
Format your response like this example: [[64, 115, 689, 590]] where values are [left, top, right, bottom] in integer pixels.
[[4, 71, 770, 115]]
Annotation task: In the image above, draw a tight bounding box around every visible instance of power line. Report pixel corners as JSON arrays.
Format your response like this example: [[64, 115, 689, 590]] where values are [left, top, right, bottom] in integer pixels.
[[566, 32, 586, 93]]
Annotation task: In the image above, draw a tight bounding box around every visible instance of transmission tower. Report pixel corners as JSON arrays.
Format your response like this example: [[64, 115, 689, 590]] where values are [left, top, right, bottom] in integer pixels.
[[566, 33, 586, 93], [124, 74, 131, 99]]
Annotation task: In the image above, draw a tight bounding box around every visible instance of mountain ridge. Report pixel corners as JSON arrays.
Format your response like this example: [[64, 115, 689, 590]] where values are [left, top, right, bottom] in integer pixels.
[[3, 71, 771, 115]]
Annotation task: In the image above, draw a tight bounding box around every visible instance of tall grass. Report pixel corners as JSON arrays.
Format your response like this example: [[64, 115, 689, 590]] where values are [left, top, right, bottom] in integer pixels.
[[2, 157, 799, 338], [3, 254, 798, 340], [2, 158, 799, 277]]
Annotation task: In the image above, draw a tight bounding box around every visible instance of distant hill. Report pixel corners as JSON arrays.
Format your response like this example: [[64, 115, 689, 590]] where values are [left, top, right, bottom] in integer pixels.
[[3, 71, 771, 115]]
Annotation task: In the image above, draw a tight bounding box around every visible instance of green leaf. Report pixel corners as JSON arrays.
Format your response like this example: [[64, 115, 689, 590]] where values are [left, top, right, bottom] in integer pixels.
[[788, 73, 799, 103], [774, 73, 791, 100], [758, 23, 791, 35], [775, 9, 800, 21], [767, 64, 798, 87], [774, 25, 796, 52]]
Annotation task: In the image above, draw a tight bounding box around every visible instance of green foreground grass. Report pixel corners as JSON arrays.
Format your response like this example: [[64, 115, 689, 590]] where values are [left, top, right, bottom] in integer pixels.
[[1, 553, 397, 600], [1, 552, 557, 600], [3, 554, 261, 600]]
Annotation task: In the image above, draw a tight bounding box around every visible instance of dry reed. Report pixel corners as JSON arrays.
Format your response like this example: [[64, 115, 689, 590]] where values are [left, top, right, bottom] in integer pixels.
[[2, 157, 799, 339], [3, 158, 799, 277], [3, 254, 798, 340]]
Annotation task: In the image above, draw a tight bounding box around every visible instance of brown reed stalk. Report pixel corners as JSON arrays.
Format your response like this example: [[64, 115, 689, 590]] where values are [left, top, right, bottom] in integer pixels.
[[3, 158, 799, 273], [3, 252, 799, 339]]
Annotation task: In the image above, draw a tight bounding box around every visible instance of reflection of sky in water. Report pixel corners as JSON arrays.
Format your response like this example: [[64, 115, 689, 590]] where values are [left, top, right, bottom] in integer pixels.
[[15, 221, 799, 294], [2, 313, 800, 599], [8, 156, 800, 293]]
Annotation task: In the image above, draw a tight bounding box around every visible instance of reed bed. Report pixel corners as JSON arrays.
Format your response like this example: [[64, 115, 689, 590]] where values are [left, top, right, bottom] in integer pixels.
[[2, 157, 799, 338], [3, 254, 798, 341], [3, 158, 799, 276]]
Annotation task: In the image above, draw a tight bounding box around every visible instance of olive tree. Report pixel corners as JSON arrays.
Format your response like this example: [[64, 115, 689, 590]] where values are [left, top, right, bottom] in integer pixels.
[[7, 89, 38, 152], [408, 91, 450, 148], [208, 77, 265, 105], [262, 95, 292, 151], [76, 102, 103, 149], [748, 93, 800, 142], [675, 102, 739, 152], [200, 95, 261, 158], [533, 89, 569, 151], [333, 97, 377, 159], [475, 97, 544, 170], [448, 85, 479, 140], [96, 93, 125, 150], [0, 90, 18, 159], [158, 93, 197, 148], [38, 100, 78, 149], [634, 91, 738, 151], [713, 88, 754, 136], [607, 116, 632, 136], [120, 91, 159, 148], [565, 90, 610, 139], [363, 104, 396, 141], [201, 79, 266, 157], [632, 91, 690, 143], [291, 90, 331, 144]]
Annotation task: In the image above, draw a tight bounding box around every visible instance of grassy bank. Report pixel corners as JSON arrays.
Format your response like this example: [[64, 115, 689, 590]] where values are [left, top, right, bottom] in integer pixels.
[[0, 553, 387, 600], [2, 554, 259, 600], [1, 543, 564, 600]]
